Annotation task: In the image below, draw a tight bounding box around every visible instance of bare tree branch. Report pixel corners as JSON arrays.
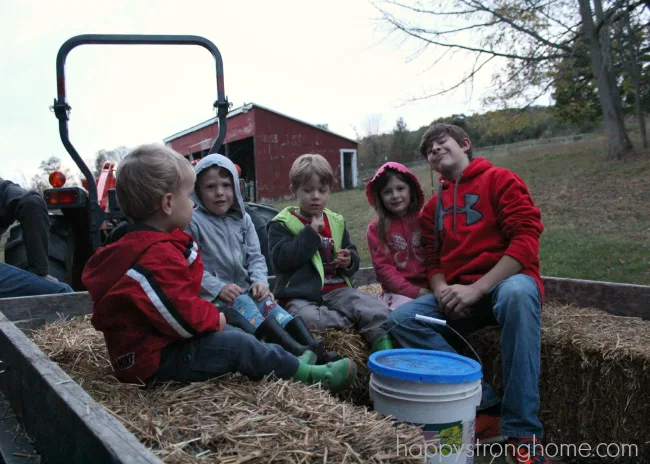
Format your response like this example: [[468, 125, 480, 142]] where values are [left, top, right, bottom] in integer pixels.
[[523, 0, 581, 33], [411, 21, 498, 36], [521, 77, 559, 109], [596, 0, 646, 32], [461, 0, 574, 52], [375, 0, 481, 16], [378, 7, 570, 61], [404, 55, 497, 102]]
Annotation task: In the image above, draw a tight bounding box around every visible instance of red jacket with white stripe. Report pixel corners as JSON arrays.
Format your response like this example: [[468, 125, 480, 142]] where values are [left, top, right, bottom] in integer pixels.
[[82, 224, 221, 383]]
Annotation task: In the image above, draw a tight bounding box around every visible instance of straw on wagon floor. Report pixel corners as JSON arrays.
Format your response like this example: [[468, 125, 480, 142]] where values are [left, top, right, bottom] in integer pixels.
[[28, 316, 422, 463]]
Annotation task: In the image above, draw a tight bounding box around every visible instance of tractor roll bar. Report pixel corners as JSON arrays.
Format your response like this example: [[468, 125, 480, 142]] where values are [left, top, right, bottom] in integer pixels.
[[53, 34, 228, 250]]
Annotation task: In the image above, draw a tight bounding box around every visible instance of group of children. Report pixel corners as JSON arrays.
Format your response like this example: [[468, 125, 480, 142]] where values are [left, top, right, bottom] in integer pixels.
[[83, 122, 549, 464]]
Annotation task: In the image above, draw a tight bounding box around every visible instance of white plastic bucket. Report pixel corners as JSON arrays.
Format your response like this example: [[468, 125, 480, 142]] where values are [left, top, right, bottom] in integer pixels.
[[368, 349, 483, 464]]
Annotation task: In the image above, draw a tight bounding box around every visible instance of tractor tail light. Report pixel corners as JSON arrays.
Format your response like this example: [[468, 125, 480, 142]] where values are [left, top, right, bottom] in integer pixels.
[[43, 187, 87, 208]]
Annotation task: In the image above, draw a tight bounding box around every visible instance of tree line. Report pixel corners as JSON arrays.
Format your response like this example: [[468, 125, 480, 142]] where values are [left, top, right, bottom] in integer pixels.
[[357, 106, 607, 166]]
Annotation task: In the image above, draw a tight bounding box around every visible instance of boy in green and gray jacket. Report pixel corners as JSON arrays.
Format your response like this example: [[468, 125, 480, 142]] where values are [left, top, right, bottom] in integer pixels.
[[267, 154, 393, 351]]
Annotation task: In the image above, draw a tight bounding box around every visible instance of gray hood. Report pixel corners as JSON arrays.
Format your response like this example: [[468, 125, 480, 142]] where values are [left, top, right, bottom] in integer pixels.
[[187, 154, 268, 300], [193, 154, 246, 217]]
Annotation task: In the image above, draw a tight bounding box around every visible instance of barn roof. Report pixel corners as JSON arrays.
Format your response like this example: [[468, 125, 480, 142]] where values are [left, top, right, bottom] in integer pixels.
[[163, 102, 358, 145]]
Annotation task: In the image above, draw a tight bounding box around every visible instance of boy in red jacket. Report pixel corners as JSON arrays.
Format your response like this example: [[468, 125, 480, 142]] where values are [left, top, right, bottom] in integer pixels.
[[82, 144, 356, 392], [387, 124, 548, 464]]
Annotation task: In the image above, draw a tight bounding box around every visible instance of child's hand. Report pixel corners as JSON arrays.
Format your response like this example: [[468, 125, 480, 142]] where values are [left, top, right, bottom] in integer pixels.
[[251, 283, 272, 301], [417, 288, 432, 298], [310, 216, 325, 234], [334, 249, 352, 269], [218, 312, 226, 332], [219, 284, 244, 303]]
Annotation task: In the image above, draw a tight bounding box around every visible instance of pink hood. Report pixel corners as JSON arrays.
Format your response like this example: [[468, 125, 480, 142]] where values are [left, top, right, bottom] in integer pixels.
[[365, 162, 425, 211]]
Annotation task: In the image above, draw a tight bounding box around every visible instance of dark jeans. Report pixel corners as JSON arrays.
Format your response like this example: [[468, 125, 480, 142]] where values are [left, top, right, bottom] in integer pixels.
[[152, 325, 300, 383], [0, 263, 73, 299]]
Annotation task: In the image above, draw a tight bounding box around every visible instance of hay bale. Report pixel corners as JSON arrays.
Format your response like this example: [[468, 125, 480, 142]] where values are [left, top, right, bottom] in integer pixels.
[[466, 303, 650, 461], [360, 285, 650, 460], [320, 328, 372, 406], [29, 317, 423, 463]]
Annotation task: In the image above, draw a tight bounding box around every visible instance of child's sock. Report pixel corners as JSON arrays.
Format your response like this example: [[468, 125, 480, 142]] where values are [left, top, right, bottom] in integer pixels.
[[292, 358, 357, 392]]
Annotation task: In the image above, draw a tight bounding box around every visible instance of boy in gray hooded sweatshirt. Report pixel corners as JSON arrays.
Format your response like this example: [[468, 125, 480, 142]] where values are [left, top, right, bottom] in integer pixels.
[[187, 154, 343, 365]]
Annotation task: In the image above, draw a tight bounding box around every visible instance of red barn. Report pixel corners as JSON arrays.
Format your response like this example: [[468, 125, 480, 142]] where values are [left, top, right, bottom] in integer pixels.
[[164, 103, 359, 202]]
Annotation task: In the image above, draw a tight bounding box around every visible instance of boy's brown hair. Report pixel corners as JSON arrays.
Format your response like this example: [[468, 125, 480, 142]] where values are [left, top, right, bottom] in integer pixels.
[[419, 123, 473, 160], [289, 154, 334, 189], [116, 143, 193, 221]]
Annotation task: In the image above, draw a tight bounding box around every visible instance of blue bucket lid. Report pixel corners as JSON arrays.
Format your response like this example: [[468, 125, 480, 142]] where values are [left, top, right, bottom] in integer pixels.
[[368, 349, 482, 383]]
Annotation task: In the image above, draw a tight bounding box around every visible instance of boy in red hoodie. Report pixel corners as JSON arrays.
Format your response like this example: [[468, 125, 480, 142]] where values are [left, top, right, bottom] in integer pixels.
[[387, 124, 548, 464], [82, 144, 356, 392]]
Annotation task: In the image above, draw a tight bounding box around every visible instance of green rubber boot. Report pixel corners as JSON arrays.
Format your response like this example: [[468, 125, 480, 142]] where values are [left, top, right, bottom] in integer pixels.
[[371, 334, 394, 353], [292, 358, 357, 392], [298, 350, 317, 365]]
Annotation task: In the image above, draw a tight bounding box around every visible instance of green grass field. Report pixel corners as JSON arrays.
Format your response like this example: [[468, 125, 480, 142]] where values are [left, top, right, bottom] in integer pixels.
[[273, 135, 650, 285]]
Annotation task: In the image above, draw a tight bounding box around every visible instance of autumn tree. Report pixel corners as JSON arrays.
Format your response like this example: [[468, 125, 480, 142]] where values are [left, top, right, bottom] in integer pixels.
[[375, 0, 645, 159]]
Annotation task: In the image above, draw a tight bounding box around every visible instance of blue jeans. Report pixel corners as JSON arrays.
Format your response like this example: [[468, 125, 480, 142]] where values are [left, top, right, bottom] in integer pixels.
[[387, 274, 543, 438], [153, 325, 299, 383], [0, 263, 73, 299]]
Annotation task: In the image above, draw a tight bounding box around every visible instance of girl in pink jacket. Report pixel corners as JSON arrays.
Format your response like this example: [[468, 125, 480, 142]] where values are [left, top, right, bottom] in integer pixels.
[[366, 162, 430, 309]]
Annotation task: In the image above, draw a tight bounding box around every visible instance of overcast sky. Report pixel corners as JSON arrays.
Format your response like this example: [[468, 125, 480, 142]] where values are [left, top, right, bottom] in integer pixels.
[[0, 0, 501, 183]]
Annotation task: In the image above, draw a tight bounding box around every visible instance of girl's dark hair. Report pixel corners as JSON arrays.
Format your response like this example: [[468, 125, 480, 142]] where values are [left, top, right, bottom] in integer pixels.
[[371, 169, 420, 249]]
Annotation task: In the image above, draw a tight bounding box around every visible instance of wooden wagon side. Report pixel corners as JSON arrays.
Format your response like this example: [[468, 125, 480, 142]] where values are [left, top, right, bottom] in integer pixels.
[[0, 294, 161, 464]]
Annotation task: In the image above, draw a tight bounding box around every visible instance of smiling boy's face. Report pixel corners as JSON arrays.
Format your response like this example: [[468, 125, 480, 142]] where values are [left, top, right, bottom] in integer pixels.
[[426, 135, 471, 177]]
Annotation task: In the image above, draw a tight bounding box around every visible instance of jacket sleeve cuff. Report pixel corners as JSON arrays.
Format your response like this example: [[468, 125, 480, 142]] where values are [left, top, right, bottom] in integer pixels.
[[403, 285, 421, 299], [427, 268, 442, 281], [250, 280, 270, 289], [202, 274, 226, 299]]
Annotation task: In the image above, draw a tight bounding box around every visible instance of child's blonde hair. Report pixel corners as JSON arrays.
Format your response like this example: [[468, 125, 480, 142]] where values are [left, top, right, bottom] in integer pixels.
[[289, 154, 334, 189], [116, 143, 193, 221]]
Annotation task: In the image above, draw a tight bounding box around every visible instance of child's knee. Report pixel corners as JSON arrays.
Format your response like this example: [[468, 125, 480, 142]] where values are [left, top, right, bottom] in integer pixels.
[[497, 275, 540, 307]]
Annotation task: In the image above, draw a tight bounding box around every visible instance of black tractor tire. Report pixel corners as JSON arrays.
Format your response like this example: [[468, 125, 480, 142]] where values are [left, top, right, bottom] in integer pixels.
[[244, 202, 279, 275], [4, 215, 74, 285]]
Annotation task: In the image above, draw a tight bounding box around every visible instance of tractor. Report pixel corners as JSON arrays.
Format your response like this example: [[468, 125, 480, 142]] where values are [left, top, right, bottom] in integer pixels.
[[4, 34, 278, 290]]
